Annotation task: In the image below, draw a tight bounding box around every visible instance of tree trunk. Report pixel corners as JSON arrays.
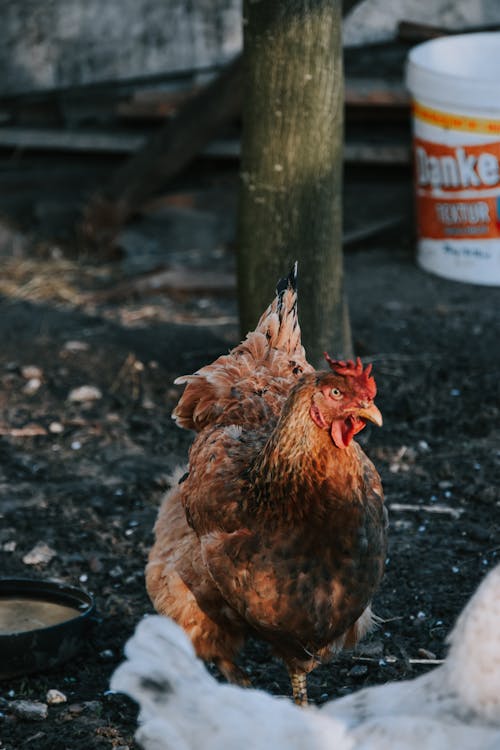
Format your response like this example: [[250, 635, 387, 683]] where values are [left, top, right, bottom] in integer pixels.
[[237, 0, 351, 365]]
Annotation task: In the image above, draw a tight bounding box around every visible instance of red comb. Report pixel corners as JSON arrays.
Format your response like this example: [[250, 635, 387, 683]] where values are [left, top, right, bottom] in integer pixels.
[[323, 353, 377, 398]]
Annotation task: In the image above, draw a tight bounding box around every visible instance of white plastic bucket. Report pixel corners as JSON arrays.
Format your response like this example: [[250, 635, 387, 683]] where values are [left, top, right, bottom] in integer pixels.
[[406, 33, 500, 285]]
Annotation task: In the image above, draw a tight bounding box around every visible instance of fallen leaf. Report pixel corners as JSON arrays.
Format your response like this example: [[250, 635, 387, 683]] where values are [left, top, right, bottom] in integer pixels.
[[68, 385, 103, 402], [23, 542, 57, 565]]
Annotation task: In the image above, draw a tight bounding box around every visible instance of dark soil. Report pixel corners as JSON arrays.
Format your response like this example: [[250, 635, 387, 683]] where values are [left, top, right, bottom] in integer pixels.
[[0, 165, 499, 750]]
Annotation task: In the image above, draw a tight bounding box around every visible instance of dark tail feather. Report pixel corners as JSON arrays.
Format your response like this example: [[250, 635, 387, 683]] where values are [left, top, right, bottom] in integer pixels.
[[252, 261, 304, 357], [276, 261, 298, 297], [276, 261, 298, 318]]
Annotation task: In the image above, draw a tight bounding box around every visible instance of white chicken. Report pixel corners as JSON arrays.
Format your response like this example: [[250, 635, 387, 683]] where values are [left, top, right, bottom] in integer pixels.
[[111, 564, 500, 750]]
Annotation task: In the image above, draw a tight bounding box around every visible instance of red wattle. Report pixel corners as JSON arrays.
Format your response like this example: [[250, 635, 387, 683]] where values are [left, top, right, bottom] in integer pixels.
[[330, 417, 366, 449]]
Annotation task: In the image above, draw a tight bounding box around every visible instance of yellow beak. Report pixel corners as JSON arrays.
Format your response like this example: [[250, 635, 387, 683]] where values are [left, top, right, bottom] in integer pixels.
[[358, 403, 383, 427]]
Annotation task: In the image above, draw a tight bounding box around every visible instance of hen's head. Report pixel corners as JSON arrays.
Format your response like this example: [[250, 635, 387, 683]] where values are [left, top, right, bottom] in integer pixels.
[[309, 355, 382, 449]]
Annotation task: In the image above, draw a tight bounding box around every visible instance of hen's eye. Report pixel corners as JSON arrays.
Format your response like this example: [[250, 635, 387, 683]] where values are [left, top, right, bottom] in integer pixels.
[[330, 388, 342, 398]]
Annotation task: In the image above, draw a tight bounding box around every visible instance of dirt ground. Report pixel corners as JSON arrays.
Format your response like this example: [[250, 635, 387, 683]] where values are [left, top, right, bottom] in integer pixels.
[[0, 162, 498, 750]]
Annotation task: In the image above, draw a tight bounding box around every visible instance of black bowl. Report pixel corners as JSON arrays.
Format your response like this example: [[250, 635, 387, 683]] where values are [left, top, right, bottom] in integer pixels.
[[0, 578, 95, 679]]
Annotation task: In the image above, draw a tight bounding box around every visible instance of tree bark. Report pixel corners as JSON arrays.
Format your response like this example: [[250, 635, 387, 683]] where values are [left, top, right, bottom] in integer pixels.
[[237, 0, 351, 365]]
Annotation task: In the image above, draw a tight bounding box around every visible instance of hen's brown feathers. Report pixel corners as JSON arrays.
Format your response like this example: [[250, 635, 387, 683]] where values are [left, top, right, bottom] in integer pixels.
[[147, 267, 387, 702], [172, 271, 312, 432]]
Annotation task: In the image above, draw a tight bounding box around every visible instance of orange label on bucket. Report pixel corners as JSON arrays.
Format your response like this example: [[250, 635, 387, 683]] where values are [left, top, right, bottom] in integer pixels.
[[414, 102, 500, 136], [416, 194, 500, 239], [414, 138, 500, 239]]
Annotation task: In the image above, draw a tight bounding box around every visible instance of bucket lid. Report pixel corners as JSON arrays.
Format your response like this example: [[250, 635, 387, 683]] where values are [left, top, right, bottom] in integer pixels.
[[406, 32, 500, 112]]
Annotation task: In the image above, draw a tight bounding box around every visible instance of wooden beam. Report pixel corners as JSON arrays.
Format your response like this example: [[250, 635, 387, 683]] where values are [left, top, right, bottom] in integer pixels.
[[0, 127, 145, 153], [80, 55, 243, 249]]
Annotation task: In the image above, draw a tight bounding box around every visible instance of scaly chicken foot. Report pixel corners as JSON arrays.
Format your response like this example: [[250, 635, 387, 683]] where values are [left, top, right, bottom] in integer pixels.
[[289, 671, 308, 707]]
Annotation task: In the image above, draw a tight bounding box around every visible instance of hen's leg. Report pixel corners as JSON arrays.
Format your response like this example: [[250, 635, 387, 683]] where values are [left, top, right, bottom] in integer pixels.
[[213, 657, 250, 686], [288, 670, 308, 706]]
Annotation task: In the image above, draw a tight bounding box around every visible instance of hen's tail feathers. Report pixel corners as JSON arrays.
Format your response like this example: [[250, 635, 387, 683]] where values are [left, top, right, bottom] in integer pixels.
[[111, 616, 214, 723], [111, 566, 500, 750], [111, 615, 349, 750], [324, 564, 500, 734], [172, 263, 310, 431], [110, 616, 214, 750], [445, 564, 500, 722], [254, 261, 303, 358]]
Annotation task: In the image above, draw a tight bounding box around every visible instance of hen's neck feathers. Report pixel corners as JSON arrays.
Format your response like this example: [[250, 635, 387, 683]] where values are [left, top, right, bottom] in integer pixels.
[[249, 375, 366, 513]]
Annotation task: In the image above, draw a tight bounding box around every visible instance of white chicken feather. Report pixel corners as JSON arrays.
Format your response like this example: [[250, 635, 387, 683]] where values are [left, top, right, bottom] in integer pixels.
[[111, 565, 500, 750]]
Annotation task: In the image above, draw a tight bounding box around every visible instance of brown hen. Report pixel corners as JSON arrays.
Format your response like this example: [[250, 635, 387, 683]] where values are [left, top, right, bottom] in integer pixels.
[[146, 265, 387, 705]]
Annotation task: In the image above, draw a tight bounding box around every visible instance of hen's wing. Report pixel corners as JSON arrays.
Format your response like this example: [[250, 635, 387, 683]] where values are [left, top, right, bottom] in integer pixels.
[[172, 264, 312, 432], [199, 514, 383, 662]]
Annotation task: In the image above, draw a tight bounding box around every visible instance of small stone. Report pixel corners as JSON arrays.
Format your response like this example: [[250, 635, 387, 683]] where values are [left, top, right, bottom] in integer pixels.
[[348, 664, 368, 678], [21, 365, 43, 380], [23, 378, 42, 395], [99, 649, 114, 661], [46, 689, 67, 705], [63, 340, 89, 353], [2, 540, 16, 552], [48, 422, 64, 434], [23, 542, 57, 566], [10, 700, 48, 721], [68, 385, 102, 403], [109, 565, 123, 579]]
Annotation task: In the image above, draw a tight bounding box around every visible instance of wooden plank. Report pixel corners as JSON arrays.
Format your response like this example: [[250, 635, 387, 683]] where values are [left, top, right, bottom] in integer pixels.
[[80, 55, 244, 248], [0, 127, 410, 166], [345, 78, 408, 107], [89, 268, 237, 302], [344, 142, 410, 165], [0, 127, 145, 153]]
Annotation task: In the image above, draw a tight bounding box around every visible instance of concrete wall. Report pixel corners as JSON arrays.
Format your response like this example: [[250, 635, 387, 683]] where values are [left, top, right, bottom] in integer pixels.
[[0, 0, 242, 94], [1, 0, 499, 95], [344, 0, 500, 45]]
